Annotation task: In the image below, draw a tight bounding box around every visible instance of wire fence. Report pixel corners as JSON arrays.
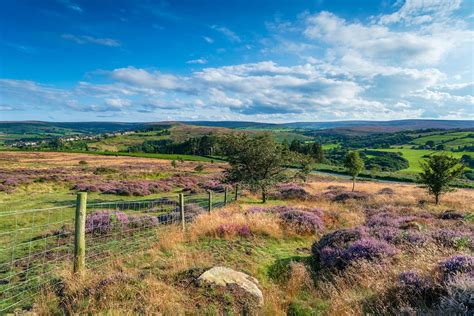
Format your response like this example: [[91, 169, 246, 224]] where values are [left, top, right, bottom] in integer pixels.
[[0, 188, 236, 313]]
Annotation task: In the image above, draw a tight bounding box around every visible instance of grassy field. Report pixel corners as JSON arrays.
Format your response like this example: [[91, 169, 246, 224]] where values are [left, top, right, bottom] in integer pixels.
[[17, 178, 474, 314], [1, 151, 473, 314], [409, 130, 474, 150], [373, 148, 473, 173]]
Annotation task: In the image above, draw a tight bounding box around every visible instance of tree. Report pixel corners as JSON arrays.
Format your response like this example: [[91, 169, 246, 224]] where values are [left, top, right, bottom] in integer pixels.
[[171, 160, 177, 168], [418, 154, 464, 205], [294, 154, 313, 183], [344, 151, 364, 191], [222, 133, 290, 203]]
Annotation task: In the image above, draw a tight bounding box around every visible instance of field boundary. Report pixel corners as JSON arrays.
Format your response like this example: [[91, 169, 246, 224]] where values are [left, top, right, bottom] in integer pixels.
[[0, 188, 236, 312]]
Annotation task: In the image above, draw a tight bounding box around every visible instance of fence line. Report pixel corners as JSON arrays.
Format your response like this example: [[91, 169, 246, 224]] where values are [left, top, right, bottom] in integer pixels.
[[0, 187, 237, 313]]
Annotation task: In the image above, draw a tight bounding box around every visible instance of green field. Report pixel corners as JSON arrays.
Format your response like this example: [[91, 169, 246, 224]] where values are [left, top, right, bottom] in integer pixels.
[[373, 148, 473, 173]]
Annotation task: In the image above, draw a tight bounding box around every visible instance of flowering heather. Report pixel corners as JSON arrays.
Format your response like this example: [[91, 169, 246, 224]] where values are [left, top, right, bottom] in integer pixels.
[[85, 210, 129, 235], [128, 215, 159, 229], [398, 271, 425, 289], [279, 209, 324, 234], [216, 223, 251, 237], [311, 227, 367, 264], [270, 183, 311, 200], [366, 211, 418, 228], [432, 229, 473, 249], [247, 205, 324, 234], [438, 256, 474, 280], [342, 238, 398, 264], [85, 210, 162, 235], [73, 180, 173, 196], [322, 190, 370, 202]]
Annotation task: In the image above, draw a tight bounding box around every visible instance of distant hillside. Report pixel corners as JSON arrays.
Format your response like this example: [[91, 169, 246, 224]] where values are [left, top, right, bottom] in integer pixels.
[[1, 120, 473, 139]]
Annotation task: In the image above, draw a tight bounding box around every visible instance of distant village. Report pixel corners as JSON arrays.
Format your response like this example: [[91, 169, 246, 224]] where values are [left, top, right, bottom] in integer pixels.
[[8, 130, 135, 148]]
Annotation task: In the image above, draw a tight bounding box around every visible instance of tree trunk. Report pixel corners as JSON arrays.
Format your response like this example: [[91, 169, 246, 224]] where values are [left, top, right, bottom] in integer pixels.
[[435, 194, 439, 205], [261, 187, 267, 203], [352, 177, 355, 192]]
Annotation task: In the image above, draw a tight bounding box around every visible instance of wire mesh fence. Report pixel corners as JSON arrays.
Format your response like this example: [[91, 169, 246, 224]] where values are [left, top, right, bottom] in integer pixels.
[[0, 188, 235, 313]]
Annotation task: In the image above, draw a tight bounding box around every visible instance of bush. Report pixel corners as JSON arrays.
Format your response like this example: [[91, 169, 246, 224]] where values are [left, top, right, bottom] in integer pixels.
[[438, 256, 474, 280], [279, 209, 325, 234], [194, 164, 205, 172], [78, 160, 88, 165], [438, 210, 465, 220], [377, 187, 395, 195], [323, 190, 370, 202], [248, 206, 324, 235], [270, 183, 311, 200]]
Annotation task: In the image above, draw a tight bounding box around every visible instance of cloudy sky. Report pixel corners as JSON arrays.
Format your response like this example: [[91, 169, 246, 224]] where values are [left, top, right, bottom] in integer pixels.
[[0, 0, 473, 122]]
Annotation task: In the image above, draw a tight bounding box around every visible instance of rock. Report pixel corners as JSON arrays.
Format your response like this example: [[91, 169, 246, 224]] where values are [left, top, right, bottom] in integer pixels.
[[197, 266, 264, 306]]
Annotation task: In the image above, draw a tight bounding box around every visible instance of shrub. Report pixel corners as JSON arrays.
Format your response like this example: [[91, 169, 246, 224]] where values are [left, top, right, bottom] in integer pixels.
[[366, 212, 416, 228], [432, 229, 473, 249], [270, 183, 311, 200], [436, 274, 474, 313], [438, 256, 474, 280], [85, 210, 129, 235], [322, 190, 370, 202], [194, 164, 205, 172], [341, 238, 398, 265], [438, 210, 465, 220], [216, 223, 251, 238], [377, 187, 395, 195], [78, 160, 88, 165], [248, 206, 324, 235], [279, 209, 325, 234]]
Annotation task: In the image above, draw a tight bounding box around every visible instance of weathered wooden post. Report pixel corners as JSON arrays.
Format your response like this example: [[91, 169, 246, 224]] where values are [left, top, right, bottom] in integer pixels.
[[74, 192, 87, 274], [179, 193, 185, 231], [234, 184, 239, 201], [224, 187, 228, 206], [208, 191, 212, 212]]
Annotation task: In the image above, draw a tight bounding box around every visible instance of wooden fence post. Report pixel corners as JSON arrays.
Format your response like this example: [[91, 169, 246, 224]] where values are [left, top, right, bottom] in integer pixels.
[[179, 193, 185, 231], [224, 187, 228, 206], [74, 192, 87, 274], [208, 191, 212, 212], [234, 184, 239, 201]]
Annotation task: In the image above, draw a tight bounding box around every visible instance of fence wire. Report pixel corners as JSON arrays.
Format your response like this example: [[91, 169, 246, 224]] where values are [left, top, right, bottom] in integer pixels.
[[0, 188, 234, 312]]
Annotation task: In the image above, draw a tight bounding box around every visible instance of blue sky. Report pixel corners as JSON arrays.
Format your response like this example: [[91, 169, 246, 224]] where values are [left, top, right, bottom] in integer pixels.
[[0, 0, 473, 122]]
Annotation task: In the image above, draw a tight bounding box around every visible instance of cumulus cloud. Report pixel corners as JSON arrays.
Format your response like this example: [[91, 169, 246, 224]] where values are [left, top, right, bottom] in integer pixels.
[[2, 2, 473, 121], [62, 34, 121, 47]]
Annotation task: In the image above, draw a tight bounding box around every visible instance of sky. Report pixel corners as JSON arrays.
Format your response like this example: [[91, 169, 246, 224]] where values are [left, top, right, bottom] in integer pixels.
[[0, 0, 473, 122]]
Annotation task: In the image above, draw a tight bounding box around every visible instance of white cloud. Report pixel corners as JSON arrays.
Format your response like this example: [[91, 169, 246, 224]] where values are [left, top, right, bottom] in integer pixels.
[[203, 36, 214, 43], [378, 0, 462, 25], [62, 34, 121, 47], [212, 25, 241, 43], [186, 58, 207, 64]]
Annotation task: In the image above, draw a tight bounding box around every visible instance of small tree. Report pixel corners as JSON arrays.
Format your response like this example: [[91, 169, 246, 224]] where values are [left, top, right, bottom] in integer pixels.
[[344, 151, 364, 191], [295, 154, 313, 183], [171, 160, 177, 168], [222, 133, 290, 203], [418, 154, 464, 205]]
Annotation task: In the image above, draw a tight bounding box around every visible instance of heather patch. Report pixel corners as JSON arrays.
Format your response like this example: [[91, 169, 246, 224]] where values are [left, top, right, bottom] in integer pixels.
[[438, 255, 474, 280], [85, 210, 161, 235], [322, 190, 370, 202], [269, 183, 311, 200], [247, 205, 325, 235]]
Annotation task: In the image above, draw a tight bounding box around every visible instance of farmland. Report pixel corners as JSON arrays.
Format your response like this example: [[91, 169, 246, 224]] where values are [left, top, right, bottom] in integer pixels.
[[0, 150, 472, 314]]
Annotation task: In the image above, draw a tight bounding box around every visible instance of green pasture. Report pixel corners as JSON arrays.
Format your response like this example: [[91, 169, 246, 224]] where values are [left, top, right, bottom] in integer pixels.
[[372, 148, 472, 173]]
